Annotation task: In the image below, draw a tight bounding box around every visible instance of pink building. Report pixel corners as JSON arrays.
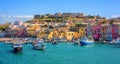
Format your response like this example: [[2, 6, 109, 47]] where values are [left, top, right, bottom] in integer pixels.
[[112, 25, 119, 39], [15, 28, 27, 37], [92, 25, 102, 41], [104, 25, 118, 41]]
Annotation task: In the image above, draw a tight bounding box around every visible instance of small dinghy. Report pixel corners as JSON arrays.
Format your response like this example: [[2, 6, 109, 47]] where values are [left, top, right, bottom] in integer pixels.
[[33, 39, 46, 50], [12, 43, 23, 53]]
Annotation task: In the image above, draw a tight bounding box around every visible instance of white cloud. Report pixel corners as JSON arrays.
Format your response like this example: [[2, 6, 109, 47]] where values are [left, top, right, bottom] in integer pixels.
[[13, 15, 34, 18], [0, 15, 33, 18], [0, 15, 11, 18], [111, 15, 120, 18], [0, 15, 34, 24]]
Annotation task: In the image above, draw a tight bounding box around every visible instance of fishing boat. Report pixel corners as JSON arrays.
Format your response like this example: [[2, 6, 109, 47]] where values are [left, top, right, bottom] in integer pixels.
[[51, 38, 58, 45], [51, 39, 57, 45], [52, 41, 57, 45], [12, 43, 23, 53], [80, 36, 94, 45], [114, 38, 120, 45], [73, 38, 80, 45], [60, 38, 67, 42], [33, 39, 46, 50], [74, 40, 80, 45], [109, 39, 116, 44]]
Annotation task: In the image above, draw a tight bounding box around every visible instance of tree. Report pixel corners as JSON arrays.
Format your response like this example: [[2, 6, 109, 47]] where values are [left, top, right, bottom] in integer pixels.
[[109, 19, 114, 25], [0, 24, 9, 31], [26, 20, 34, 23], [100, 19, 107, 24]]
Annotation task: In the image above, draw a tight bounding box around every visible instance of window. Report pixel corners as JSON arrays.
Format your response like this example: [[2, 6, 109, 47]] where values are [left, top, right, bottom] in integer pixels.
[[69, 33, 70, 35], [82, 29, 84, 31], [71, 33, 73, 35]]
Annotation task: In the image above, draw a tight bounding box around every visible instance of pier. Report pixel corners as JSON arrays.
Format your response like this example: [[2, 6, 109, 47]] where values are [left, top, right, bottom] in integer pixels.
[[0, 38, 13, 42], [0, 38, 30, 44]]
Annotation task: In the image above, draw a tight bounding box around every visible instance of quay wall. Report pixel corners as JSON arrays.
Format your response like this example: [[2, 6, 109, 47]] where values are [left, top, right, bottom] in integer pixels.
[[0, 38, 13, 42]]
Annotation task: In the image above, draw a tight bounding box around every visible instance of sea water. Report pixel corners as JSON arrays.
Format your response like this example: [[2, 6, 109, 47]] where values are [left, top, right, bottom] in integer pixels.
[[0, 42, 120, 64]]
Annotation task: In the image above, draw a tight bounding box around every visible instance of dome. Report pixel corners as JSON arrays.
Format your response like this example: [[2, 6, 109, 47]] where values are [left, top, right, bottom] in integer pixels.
[[14, 20, 23, 25]]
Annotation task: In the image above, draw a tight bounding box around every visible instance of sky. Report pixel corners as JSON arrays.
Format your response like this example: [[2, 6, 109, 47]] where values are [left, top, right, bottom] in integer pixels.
[[0, 0, 120, 24]]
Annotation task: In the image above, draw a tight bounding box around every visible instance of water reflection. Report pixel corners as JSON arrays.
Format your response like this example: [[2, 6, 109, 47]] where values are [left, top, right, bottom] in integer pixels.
[[83, 44, 95, 48]]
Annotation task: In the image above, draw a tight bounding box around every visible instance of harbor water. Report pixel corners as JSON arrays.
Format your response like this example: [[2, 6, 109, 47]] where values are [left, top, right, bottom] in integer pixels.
[[0, 42, 120, 64]]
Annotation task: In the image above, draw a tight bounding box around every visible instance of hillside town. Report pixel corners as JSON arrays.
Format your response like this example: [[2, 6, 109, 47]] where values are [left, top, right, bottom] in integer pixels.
[[0, 13, 120, 42]]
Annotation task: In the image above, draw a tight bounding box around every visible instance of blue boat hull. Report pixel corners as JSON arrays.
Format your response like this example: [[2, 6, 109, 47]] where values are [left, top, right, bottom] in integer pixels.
[[80, 41, 94, 45]]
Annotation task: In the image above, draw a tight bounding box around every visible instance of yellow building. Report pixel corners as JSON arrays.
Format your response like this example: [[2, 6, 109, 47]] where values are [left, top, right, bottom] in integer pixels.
[[65, 31, 74, 41], [59, 33, 66, 39], [74, 32, 79, 39], [32, 24, 40, 30], [27, 23, 40, 31], [48, 32, 53, 40], [48, 31, 61, 40], [79, 27, 86, 37], [26, 23, 41, 37], [27, 29, 36, 37], [53, 31, 59, 37]]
